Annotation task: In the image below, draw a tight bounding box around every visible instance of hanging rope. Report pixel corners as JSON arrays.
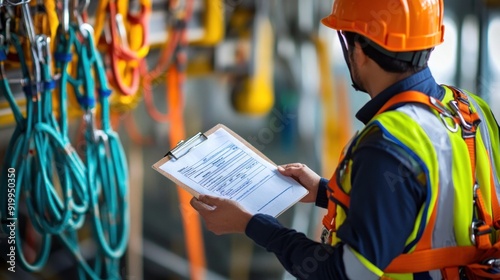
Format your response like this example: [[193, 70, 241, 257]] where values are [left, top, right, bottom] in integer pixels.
[[141, 0, 193, 122], [93, 0, 152, 144], [0, 1, 129, 278]]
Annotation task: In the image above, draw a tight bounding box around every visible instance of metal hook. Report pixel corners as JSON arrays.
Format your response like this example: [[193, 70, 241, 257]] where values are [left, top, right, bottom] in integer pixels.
[[35, 35, 45, 64], [19, 0, 42, 88], [115, 13, 129, 48], [4, 0, 31, 6], [73, 0, 89, 33], [35, 35, 51, 65], [62, 0, 70, 32], [76, 0, 89, 14], [20, 1, 36, 44], [449, 100, 473, 131], [79, 22, 94, 40], [5, 18, 11, 43]]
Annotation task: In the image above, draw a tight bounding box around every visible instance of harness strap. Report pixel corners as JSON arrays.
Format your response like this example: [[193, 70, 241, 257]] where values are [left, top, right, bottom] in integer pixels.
[[448, 87, 496, 251], [385, 246, 496, 273], [384, 246, 500, 273], [375, 90, 454, 117], [441, 267, 460, 280], [321, 192, 337, 244], [322, 141, 353, 243], [328, 178, 351, 209]]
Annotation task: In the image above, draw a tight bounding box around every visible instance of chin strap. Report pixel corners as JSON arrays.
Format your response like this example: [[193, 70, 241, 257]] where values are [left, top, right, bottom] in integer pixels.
[[337, 31, 367, 93]]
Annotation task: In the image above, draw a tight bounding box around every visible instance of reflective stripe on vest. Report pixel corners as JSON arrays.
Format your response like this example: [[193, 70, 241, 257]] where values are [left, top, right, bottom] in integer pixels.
[[343, 245, 382, 280]]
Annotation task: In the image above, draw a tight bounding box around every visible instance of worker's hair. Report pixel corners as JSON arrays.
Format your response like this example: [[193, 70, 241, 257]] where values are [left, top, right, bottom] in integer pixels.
[[343, 31, 431, 74]]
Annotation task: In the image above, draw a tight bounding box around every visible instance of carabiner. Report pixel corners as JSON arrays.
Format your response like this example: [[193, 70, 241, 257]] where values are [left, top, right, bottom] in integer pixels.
[[439, 113, 459, 133], [470, 219, 492, 245], [485, 259, 500, 268], [5, 18, 12, 43], [115, 13, 129, 49], [473, 183, 479, 201], [430, 96, 452, 117], [62, 0, 70, 33], [83, 110, 97, 141], [79, 23, 95, 41], [449, 100, 473, 131], [320, 227, 333, 244], [3, 0, 31, 6], [20, 1, 36, 44], [430, 97, 459, 133], [470, 220, 483, 245], [35, 35, 51, 65]]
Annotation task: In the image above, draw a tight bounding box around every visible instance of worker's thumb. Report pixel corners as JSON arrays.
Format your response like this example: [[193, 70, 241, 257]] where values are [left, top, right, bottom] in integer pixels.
[[277, 165, 291, 176], [198, 195, 221, 207], [278, 163, 304, 177]]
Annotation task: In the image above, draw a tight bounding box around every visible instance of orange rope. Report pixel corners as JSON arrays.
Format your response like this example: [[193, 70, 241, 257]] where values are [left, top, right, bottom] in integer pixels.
[[166, 65, 206, 280], [141, 0, 194, 122]]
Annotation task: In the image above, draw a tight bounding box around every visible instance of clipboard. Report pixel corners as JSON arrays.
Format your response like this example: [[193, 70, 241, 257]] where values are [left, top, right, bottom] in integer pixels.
[[152, 123, 277, 197], [152, 123, 308, 217]]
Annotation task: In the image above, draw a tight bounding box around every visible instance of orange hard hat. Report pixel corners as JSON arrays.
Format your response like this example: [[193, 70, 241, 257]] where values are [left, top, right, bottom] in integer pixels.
[[321, 0, 445, 52]]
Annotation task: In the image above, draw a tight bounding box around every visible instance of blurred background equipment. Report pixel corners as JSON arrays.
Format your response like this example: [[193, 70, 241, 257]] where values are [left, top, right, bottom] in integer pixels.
[[0, 0, 499, 279], [218, 0, 275, 116]]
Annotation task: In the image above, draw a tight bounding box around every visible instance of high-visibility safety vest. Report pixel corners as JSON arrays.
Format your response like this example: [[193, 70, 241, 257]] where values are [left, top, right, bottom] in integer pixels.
[[322, 85, 500, 279]]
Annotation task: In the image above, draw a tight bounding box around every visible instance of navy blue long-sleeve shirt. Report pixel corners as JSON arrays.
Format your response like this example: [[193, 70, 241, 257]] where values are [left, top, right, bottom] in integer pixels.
[[244, 68, 447, 279]]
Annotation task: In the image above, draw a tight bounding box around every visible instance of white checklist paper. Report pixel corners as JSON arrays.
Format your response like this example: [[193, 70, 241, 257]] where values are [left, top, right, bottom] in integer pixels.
[[154, 127, 308, 217]]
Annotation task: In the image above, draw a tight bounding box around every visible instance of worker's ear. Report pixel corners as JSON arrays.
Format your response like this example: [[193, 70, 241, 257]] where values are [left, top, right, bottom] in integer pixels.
[[352, 41, 369, 67]]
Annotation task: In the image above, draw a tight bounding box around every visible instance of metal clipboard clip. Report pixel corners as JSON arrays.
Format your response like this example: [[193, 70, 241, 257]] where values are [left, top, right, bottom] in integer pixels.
[[165, 132, 208, 159]]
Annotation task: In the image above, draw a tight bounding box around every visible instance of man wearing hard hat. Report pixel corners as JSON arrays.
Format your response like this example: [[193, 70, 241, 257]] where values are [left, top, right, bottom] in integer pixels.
[[191, 0, 500, 279]]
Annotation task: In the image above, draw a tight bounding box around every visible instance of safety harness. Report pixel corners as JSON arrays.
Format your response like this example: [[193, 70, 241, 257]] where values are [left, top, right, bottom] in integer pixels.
[[321, 86, 500, 279]]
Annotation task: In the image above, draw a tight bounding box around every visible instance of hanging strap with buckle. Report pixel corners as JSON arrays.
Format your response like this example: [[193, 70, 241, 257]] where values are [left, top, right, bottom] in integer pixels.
[[447, 86, 495, 250]]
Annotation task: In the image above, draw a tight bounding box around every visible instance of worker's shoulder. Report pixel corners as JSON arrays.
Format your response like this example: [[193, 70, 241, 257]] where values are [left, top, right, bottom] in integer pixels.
[[354, 127, 411, 157], [353, 127, 426, 180]]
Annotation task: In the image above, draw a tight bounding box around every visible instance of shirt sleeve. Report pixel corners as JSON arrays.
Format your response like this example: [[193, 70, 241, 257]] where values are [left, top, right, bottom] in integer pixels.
[[245, 214, 349, 279], [315, 178, 329, 209]]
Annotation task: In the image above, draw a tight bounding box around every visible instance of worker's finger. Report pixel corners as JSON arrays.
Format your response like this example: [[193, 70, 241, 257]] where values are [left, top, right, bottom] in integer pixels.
[[198, 195, 223, 207], [190, 196, 216, 212], [278, 163, 307, 176]]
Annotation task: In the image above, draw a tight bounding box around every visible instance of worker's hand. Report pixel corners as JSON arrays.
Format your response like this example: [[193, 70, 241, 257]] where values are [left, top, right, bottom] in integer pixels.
[[190, 195, 253, 235], [278, 163, 321, 203]]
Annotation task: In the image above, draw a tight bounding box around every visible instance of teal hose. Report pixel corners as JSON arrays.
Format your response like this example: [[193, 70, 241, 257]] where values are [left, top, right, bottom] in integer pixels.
[[54, 23, 129, 278], [1, 33, 54, 271], [0, 21, 129, 280], [81, 25, 129, 260]]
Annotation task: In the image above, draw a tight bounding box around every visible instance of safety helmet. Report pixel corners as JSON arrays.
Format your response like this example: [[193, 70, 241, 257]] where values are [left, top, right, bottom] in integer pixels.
[[321, 0, 445, 52]]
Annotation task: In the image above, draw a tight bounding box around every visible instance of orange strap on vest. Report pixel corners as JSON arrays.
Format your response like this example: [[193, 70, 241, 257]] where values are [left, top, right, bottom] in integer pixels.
[[322, 146, 352, 242], [385, 244, 500, 273]]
